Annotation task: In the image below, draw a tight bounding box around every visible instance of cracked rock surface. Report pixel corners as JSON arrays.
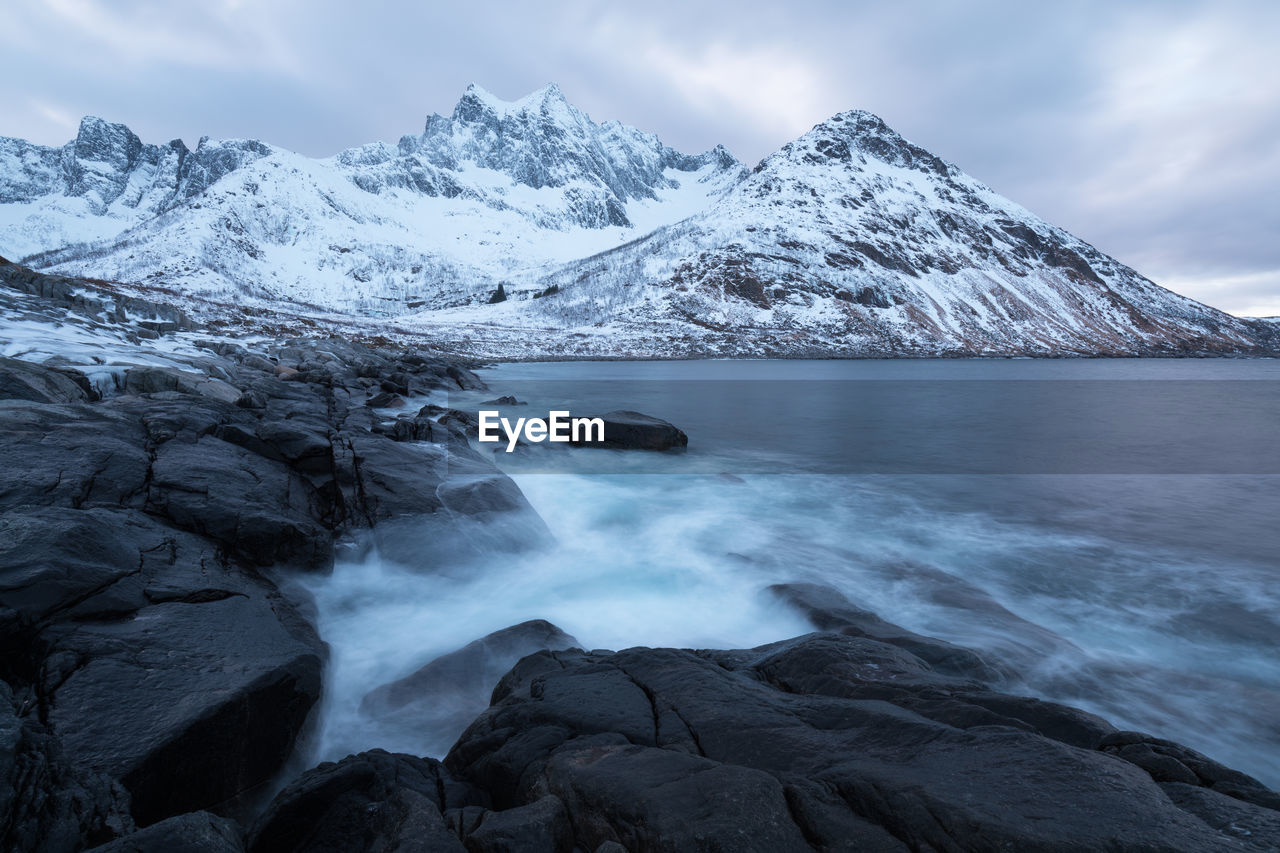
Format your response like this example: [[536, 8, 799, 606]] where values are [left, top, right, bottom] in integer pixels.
[[1, 262, 543, 848]]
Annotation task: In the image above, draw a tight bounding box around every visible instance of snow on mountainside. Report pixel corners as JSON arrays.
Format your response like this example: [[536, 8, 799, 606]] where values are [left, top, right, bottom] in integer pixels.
[[0, 84, 743, 313], [0, 117, 269, 260], [405, 110, 1270, 357], [0, 86, 1274, 357]]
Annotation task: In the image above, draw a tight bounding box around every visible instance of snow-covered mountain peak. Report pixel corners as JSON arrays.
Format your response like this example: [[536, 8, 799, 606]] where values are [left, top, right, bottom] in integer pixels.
[[2, 84, 746, 313], [455, 81, 569, 120], [397, 83, 744, 220], [5, 92, 1270, 358], [762, 109, 958, 181], [72, 116, 150, 165]]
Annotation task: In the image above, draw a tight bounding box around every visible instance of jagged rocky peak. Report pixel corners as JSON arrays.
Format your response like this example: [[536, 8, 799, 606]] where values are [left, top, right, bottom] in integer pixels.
[[402, 82, 743, 209], [767, 108, 957, 178], [60, 117, 186, 213], [70, 116, 146, 168], [451, 81, 569, 122]]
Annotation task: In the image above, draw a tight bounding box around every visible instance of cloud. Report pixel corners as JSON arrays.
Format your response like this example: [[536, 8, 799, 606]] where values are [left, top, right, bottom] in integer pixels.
[[3, 0, 302, 74], [0, 0, 1275, 316], [1162, 270, 1280, 318], [580, 14, 834, 153]]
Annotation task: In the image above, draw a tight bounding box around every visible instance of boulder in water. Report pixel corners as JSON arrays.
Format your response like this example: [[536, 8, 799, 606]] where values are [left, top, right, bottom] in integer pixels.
[[569, 410, 688, 451], [361, 620, 578, 755], [767, 581, 1010, 681]]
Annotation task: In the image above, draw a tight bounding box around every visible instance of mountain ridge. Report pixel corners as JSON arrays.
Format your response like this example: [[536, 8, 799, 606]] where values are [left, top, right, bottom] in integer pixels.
[[0, 85, 1275, 358]]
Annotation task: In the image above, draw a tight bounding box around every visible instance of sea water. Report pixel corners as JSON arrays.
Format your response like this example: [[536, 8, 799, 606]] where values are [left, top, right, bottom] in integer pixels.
[[305, 359, 1280, 786]]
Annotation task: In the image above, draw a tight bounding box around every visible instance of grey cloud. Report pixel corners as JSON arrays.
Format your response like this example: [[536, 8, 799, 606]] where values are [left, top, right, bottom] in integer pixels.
[[0, 0, 1275, 315]]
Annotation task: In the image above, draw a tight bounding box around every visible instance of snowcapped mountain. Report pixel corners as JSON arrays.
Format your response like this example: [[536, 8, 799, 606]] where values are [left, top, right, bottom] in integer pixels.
[[0, 84, 743, 313], [410, 110, 1273, 357], [0, 86, 1274, 356], [0, 116, 269, 260]]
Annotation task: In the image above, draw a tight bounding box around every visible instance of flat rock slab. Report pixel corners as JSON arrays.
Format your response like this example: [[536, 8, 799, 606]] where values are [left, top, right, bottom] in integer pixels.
[[441, 632, 1277, 852], [0, 357, 91, 404]]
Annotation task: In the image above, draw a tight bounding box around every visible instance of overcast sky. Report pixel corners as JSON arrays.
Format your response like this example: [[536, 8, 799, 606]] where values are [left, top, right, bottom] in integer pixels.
[[3, 0, 1277, 316]]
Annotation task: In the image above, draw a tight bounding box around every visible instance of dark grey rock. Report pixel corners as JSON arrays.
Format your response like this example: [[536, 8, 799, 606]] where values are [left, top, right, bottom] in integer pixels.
[[376, 415, 456, 444], [365, 391, 405, 408], [361, 620, 577, 754], [87, 811, 244, 853], [1100, 730, 1280, 811], [767, 581, 1009, 681], [568, 410, 688, 451], [461, 794, 572, 853], [437, 408, 480, 437], [0, 508, 325, 827], [0, 357, 91, 404], [444, 633, 1270, 852], [145, 434, 331, 569], [1160, 782, 1280, 852], [0, 400, 151, 511], [247, 750, 475, 853], [0, 680, 134, 853], [124, 367, 240, 403]]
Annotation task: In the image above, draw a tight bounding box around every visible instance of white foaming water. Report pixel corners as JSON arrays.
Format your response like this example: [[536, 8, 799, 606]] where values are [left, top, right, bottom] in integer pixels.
[[303, 471, 816, 761], [303, 360, 1280, 788]]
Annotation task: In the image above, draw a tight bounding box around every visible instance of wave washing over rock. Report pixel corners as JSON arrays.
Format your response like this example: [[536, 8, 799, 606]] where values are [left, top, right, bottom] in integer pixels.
[[2, 259, 1280, 851]]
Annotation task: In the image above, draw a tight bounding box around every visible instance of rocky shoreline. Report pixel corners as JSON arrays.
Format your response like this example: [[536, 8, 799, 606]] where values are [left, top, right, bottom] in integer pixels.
[[3, 261, 1279, 851]]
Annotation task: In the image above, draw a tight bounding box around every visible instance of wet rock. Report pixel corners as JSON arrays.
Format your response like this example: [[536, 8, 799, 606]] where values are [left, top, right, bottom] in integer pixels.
[[480, 395, 525, 406], [0, 357, 91, 404], [378, 373, 411, 395], [361, 620, 578, 750], [437, 408, 480, 437], [364, 391, 405, 408], [461, 794, 572, 853], [0, 680, 134, 853], [240, 355, 277, 374], [124, 367, 241, 404], [0, 401, 152, 511], [247, 750, 475, 853], [1100, 730, 1280, 811], [444, 633, 1269, 852], [569, 410, 688, 451], [146, 434, 331, 569], [375, 415, 455, 444], [0, 508, 325, 827], [1160, 782, 1280, 852], [234, 390, 268, 409], [445, 365, 485, 391], [768, 581, 1009, 680], [87, 811, 244, 853]]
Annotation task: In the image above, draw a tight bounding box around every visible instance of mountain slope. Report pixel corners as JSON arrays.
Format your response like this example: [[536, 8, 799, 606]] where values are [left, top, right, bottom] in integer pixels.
[[427, 110, 1265, 357], [0, 116, 269, 260], [1, 84, 743, 313], [0, 89, 1273, 357]]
